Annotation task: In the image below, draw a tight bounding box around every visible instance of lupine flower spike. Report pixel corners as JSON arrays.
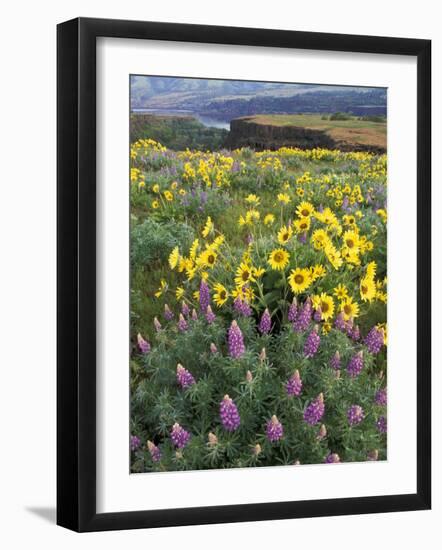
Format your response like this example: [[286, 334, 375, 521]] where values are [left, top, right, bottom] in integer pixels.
[[178, 313, 188, 332], [228, 320, 245, 358], [258, 308, 271, 334], [176, 363, 195, 388], [304, 325, 321, 358], [170, 423, 191, 448], [286, 370, 302, 396], [266, 415, 284, 442], [137, 333, 150, 354], [347, 350, 364, 377], [147, 440, 161, 462], [304, 393, 325, 425], [220, 395, 241, 431]]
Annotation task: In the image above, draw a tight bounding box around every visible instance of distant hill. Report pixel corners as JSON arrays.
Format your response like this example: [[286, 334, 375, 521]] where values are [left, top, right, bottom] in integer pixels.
[[131, 76, 387, 119]]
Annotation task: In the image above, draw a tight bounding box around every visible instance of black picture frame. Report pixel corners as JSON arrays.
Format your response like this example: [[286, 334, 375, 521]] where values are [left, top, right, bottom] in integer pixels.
[[57, 17, 431, 532]]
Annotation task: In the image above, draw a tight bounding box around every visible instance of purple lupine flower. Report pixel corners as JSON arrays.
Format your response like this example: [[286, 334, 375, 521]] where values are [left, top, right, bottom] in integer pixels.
[[330, 351, 341, 370], [313, 307, 322, 322], [334, 312, 346, 331], [347, 405, 365, 426], [170, 423, 191, 448], [294, 298, 312, 333], [233, 297, 252, 317], [324, 452, 340, 464], [286, 370, 302, 396], [266, 415, 284, 442], [288, 298, 297, 322], [181, 301, 190, 317], [350, 325, 360, 341], [298, 232, 307, 244], [210, 342, 218, 354], [191, 308, 198, 321], [178, 313, 188, 332], [154, 316, 162, 332], [219, 395, 241, 431], [228, 320, 245, 358], [303, 325, 321, 358], [304, 393, 325, 425], [365, 326, 385, 354], [137, 333, 150, 354], [367, 449, 379, 461], [205, 305, 216, 324], [147, 440, 161, 462], [375, 388, 387, 406], [376, 416, 387, 434], [199, 280, 210, 312], [347, 351, 364, 377], [164, 304, 174, 321], [345, 317, 354, 336], [258, 308, 271, 334], [130, 435, 141, 452], [176, 363, 195, 388]]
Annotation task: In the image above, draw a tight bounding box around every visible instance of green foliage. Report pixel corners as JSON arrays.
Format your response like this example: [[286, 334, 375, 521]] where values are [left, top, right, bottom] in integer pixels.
[[131, 218, 195, 270]]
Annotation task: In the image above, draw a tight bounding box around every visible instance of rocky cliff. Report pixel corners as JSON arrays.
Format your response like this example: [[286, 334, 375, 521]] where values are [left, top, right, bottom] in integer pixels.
[[224, 117, 386, 153]]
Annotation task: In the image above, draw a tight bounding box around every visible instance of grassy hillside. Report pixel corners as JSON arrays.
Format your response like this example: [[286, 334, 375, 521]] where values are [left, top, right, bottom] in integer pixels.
[[241, 114, 386, 149]]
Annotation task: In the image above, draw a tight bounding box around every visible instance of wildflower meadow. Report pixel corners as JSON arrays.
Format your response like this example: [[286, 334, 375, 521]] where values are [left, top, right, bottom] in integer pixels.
[[130, 138, 387, 473]]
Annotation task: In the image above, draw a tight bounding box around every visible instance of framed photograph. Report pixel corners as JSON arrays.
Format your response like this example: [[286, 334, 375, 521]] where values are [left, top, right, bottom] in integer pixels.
[[57, 17, 431, 532]]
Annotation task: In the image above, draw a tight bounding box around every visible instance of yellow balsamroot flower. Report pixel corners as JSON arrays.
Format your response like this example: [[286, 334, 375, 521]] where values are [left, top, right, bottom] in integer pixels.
[[311, 229, 329, 250], [288, 268, 312, 294], [310, 264, 326, 281], [168, 246, 180, 270], [154, 279, 167, 298], [152, 183, 160, 193], [164, 190, 173, 201], [360, 276, 376, 302], [277, 193, 291, 204], [199, 247, 217, 269], [212, 234, 225, 249], [277, 225, 293, 245], [151, 200, 159, 209], [376, 290, 387, 303], [189, 239, 199, 260], [325, 243, 343, 270], [245, 193, 260, 205], [296, 187, 305, 197], [340, 296, 360, 320], [254, 266, 265, 278], [268, 248, 290, 271], [322, 321, 332, 334], [202, 216, 214, 238], [294, 217, 311, 233], [312, 293, 335, 321], [296, 201, 315, 218], [178, 188, 186, 196], [333, 284, 349, 301], [213, 283, 229, 307], [376, 209, 387, 223], [366, 261, 377, 280], [175, 287, 184, 300], [343, 214, 356, 227], [234, 262, 255, 287], [377, 323, 388, 345], [170, 181, 178, 190], [264, 214, 275, 226], [342, 230, 360, 253]]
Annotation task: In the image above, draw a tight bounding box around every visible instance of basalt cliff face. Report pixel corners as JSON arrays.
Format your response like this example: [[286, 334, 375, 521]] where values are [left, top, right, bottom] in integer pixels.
[[224, 117, 386, 154]]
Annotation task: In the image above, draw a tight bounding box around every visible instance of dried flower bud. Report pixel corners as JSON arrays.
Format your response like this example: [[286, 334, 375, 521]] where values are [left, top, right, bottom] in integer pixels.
[[208, 432, 218, 447], [246, 370, 253, 382]]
